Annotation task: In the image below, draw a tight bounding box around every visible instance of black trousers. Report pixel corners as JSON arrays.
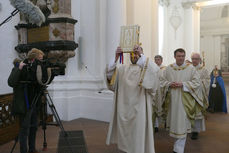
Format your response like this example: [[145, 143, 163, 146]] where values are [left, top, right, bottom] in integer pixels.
[[18, 109, 38, 153]]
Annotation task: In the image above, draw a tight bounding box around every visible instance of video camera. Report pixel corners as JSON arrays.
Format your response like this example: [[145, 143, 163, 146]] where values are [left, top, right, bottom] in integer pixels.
[[40, 59, 66, 76], [21, 58, 66, 85]]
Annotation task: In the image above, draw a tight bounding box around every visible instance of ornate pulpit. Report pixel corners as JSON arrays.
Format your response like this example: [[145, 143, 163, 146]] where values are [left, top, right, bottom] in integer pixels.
[[15, 0, 78, 63]]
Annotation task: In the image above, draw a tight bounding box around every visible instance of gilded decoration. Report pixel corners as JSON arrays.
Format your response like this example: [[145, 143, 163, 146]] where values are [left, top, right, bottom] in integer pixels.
[[28, 26, 49, 43], [170, 63, 190, 71], [52, 0, 59, 14], [139, 58, 149, 86], [197, 66, 204, 70], [120, 25, 140, 53], [52, 28, 60, 38]]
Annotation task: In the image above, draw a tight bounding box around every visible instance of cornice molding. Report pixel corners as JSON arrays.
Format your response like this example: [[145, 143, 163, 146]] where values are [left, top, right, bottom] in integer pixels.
[[159, 0, 170, 7]]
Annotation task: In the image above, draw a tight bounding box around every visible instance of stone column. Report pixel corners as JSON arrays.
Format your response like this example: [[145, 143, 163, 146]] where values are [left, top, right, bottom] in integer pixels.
[[126, 0, 158, 59], [161, 0, 200, 65], [158, 0, 170, 64], [183, 3, 200, 61], [106, 0, 126, 64], [50, 0, 115, 121], [163, 3, 184, 65]]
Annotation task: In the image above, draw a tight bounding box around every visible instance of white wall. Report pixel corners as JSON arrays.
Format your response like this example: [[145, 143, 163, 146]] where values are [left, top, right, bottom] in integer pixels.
[[0, 0, 165, 123], [48, 0, 114, 122], [0, 1, 19, 94], [0, 0, 114, 122], [106, 0, 126, 64]]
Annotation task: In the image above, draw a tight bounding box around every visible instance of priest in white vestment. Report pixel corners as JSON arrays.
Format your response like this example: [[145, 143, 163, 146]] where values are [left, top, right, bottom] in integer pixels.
[[160, 48, 203, 153], [106, 45, 159, 153], [191, 53, 210, 140], [154, 55, 166, 132]]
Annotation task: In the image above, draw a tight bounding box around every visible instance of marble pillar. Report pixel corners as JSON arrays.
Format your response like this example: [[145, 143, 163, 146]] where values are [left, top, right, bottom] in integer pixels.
[[160, 0, 200, 65]]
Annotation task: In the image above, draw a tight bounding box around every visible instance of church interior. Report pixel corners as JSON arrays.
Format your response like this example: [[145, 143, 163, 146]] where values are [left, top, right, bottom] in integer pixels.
[[0, 0, 229, 153]]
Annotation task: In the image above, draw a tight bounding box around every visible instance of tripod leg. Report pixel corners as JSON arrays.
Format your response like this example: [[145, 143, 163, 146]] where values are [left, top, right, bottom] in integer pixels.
[[42, 129, 47, 151], [10, 136, 18, 153], [46, 93, 66, 134], [45, 92, 74, 153], [41, 99, 48, 151]]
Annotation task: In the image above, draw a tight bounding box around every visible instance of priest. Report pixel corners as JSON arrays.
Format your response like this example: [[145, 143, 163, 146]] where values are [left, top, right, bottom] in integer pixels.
[[191, 52, 210, 140], [154, 55, 166, 132], [160, 48, 203, 153], [106, 45, 159, 153]]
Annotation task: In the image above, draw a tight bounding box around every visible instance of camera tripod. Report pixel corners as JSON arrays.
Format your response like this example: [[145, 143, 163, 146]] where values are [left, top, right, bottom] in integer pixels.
[[10, 86, 74, 153]]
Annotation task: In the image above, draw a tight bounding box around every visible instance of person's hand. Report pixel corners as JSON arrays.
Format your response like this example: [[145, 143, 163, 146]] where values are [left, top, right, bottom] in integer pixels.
[[133, 45, 143, 56], [115, 46, 123, 62], [176, 82, 183, 88], [19, 62, 26, 70], [170, 82, 177, 88], [170, 82, 183, 88]]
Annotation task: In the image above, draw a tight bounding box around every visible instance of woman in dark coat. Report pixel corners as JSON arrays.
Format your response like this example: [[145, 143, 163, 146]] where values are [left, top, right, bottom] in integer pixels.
[[8, 48, 44, 153], [208, 65, 227, 113]]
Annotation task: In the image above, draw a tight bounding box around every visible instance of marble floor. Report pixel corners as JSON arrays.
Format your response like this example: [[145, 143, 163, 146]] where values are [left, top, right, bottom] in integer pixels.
[[0, 80, 229, 153], [0, 113, 229, 153]]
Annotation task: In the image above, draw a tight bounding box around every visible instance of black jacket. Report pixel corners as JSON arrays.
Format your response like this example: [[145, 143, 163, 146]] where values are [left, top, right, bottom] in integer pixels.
[[8, 64, 41, 115]]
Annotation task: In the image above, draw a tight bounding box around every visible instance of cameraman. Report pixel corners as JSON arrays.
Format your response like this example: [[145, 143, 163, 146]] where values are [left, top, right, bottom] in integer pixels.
[[8, 48, 44, 153]]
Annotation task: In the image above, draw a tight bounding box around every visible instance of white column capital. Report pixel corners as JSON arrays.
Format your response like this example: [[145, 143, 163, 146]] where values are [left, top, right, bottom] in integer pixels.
[[159, 0, 170, 7], [182, 2, 200, 10]]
